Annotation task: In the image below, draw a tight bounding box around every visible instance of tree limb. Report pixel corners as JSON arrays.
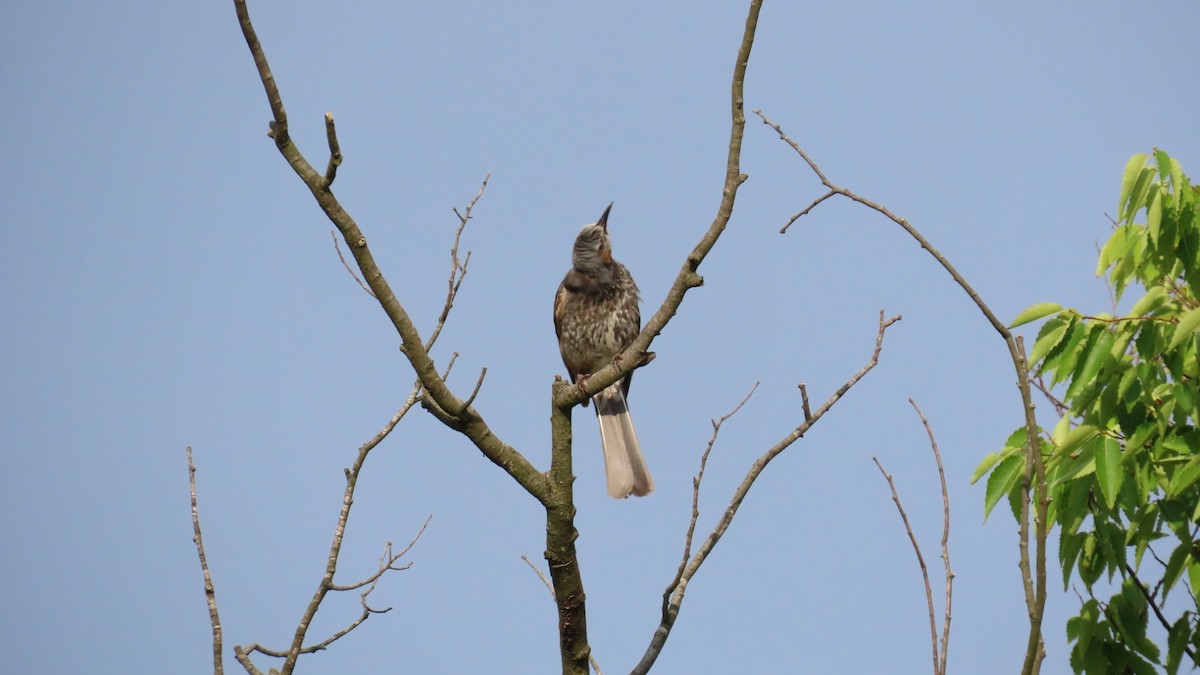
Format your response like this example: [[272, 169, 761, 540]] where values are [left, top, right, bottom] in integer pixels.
[[633, 311, 901, 673], [756, 109, 1047, 674], [232, 0, 547, 503], [187, 446, 224, 675]]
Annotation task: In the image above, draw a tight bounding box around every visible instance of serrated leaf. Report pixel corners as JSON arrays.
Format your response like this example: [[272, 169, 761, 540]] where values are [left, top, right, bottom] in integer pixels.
[[1052, 414, 1072, 446], [1120, 154, 1149, 218], [971, 452, 1002, 485], [1095, 438, 1123, 510], [1029, 314, 1072, 366], [1167, 455, 1200, 498], [1147, 185, 1164, 245], [1061, 529, 1085, 590], [1166, 615, 1188, 675], [1188, 562, 1200, 604], [1066, 328, 1115, 403], [984, 454, 1024, 521], [1010, 302, 1064, 328], [1057, 424, 1099, 458], [1045, 320, 1086, 385], [1124, 165, 1156, 225], [1129, 286, 1168, 316], [1161, 543, 1189, 598], [1168, 306, 1200, 350]]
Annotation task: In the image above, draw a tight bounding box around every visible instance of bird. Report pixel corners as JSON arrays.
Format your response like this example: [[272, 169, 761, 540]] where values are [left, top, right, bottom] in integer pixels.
[[553, 203, 654, 498]]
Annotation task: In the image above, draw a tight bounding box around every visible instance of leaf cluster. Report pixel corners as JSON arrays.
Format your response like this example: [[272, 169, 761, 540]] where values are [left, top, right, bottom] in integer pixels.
[[976, 151, 1200, 674]]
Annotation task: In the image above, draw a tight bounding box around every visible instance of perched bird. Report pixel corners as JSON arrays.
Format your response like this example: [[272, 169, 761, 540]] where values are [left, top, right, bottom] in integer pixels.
[[553, 203, 654, 498]]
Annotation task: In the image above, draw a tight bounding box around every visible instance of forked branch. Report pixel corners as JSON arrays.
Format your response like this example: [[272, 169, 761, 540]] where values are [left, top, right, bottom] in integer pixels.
[[633, 311, 901, 674], [232, 0, 547, 503]]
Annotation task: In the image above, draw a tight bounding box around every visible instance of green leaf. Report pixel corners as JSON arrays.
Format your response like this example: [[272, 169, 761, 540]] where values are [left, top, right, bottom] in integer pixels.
[[1065, 328, 1115, 403], [1188, 561, 1200, 603], [1161, 542, 1190, 599], [1129, 285, 1168, 317], [1061, 529, 1086, 590], [1057, 424, 1099, 458], [1120, 153, 1149, 219], [984, 454, 1024, 521], [1169, 456, 1200, 498], [1030, 314, 1073, 367], [1147, 184, 1164, 245], [1095, 438, 1123, 510], [1045, 320, 1087, 385], [1166, 614, 1189, 675], [1124, 165, 1156, 224], [1010, 302, 1064, 328], [1168, 306, 1200, 350]]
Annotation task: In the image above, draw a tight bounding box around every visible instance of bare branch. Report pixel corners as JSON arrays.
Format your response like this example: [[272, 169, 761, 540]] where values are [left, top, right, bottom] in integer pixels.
[[322, 112, 342, 187], [783, 189, 837, 233], [873, 455, 940, 675], [230, 382, 427, 674], [798, 382, 812, 423], [634, 312, 900, 674], [908, 400, 954, 675], [329, 515, 431, 592], [459, 367, 488, 412], [233, 0, 545, 503], [187, 447, 224, 675], [667, 381, 760, 603], [427, 172, 489, 352], [756, 108, 1047, 674]]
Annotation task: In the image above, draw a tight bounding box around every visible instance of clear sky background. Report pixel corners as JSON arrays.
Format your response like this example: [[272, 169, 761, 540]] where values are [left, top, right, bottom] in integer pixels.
[[3, 2, 1199, 673]]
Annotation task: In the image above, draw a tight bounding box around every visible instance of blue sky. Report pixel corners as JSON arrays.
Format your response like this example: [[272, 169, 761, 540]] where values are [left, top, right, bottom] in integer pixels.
[[3, 1, 1199, 673]]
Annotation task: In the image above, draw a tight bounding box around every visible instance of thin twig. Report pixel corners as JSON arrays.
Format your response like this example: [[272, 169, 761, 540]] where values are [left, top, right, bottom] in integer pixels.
[[873, 454, 940, 675], [910, 399, 955, 675], [520, 555, 603, 675], [332, 230, 375, 297], [1031, 376, 1069, 417], [187, 447, 224, 675], [427, 172, 489, 351], [235, 383, 426, 673], [521, 554, 555, 597], [667, 381, 760, 607]]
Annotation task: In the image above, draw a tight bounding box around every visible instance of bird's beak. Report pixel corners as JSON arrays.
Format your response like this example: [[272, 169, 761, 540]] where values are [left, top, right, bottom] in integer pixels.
[[597, 202, 613, 231]]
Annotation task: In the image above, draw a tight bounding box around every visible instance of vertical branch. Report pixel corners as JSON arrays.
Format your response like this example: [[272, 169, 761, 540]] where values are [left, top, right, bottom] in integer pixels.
[[910, 399, 954, 675], [546, 393, 589, 675], [1014, 337, 1048, 674], [187, 447, 224, 675]]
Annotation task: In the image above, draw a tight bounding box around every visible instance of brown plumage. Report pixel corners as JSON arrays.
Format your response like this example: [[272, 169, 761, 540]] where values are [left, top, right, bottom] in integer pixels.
[[553, 203, 654, 498]]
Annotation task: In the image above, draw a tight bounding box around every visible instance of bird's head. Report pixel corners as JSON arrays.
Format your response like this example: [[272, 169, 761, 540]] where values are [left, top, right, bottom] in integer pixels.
[[572, 202, 615, 273]]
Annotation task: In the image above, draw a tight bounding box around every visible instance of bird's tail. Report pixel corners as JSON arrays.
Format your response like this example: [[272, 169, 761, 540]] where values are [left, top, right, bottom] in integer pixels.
[[593, 383, 654, 498]]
